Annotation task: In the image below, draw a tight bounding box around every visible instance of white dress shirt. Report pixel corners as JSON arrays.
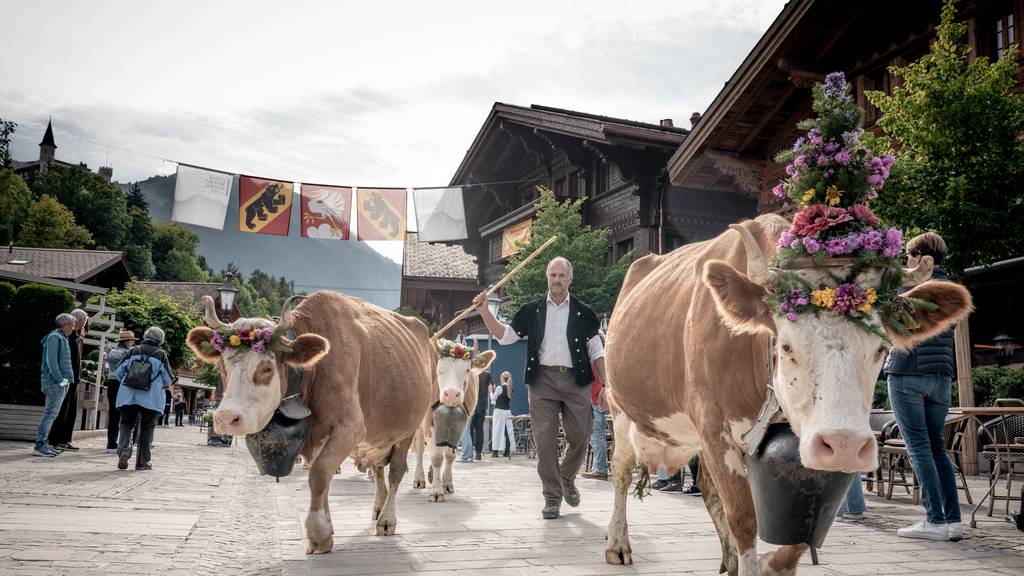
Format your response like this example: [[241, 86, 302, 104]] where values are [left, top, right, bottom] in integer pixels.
[[495, 291, 605, 366]]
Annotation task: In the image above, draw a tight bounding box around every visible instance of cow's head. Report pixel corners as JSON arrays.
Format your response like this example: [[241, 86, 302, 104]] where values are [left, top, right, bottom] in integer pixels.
[[435, 339, 495, 408], [186, 296, 330, 436], [703, 223, 972, 473]]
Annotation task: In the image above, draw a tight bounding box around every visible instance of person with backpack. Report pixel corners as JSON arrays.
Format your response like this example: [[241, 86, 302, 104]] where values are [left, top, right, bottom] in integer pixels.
[[103, 331, 135, 453], [113, 326, 175, 471]]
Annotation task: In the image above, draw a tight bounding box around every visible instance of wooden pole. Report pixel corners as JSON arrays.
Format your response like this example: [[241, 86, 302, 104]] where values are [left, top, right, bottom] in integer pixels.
[[432, 235, 559, 342], [954, 316, 977, 475]]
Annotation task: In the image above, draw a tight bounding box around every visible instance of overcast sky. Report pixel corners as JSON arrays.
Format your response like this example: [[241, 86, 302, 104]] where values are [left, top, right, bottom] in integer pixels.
[[2, 0, 786, 262]]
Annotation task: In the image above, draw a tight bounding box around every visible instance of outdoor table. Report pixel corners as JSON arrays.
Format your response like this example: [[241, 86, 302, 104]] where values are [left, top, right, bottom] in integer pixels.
[[949, 407, 1024, 528]]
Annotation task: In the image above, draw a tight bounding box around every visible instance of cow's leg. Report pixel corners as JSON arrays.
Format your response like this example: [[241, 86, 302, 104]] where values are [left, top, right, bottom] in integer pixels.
[[699, 433, 761, 576], [305, 433, 354, 554], [372, 464, 387, 520], [699, 458, 739, 576], [377, 436, 413, 535], [442, 447, 456, 494], [605, 412, 636, 566], [427, 444, 446, 502], [412, 428, 427, 489], [759, 544, 807, 576]]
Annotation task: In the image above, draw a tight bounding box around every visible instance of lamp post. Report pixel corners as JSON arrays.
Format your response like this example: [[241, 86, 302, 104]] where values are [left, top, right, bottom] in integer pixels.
[[217, 273, 238, 323]]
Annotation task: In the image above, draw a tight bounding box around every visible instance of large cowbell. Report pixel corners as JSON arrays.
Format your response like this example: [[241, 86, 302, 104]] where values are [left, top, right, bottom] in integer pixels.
[[245, 386, 310, 481], [746, 422, 855, 548], [432, 405, 468, 449]]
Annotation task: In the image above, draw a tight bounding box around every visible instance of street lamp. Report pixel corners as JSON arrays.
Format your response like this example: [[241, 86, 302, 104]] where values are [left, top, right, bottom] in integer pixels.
[[217, 272, 238, 323], [994, 333, 1016, 366]]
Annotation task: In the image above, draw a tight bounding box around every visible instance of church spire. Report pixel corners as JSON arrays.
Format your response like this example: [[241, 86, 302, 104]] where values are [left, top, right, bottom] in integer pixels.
[[38, 118, 56, 169], [39, 119, 56, 149]]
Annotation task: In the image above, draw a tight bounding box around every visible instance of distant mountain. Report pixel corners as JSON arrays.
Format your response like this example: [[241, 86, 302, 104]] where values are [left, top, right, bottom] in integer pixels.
[[121, 175, 401, 309]]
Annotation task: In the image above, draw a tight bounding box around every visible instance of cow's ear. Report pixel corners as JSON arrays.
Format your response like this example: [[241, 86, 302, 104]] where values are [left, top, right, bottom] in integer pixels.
[[187, 327, 221, 363], [282, 333, 330, 367], [474, 350, 496, 370], [702, 260, 776, 336], [886, 280, 973, 351]]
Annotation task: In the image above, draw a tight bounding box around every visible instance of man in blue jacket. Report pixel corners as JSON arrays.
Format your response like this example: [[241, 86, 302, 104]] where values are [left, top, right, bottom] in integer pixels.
[[886, 232, 963, 543], [114, 326, 175, 471], [34, 313, 77, 457]]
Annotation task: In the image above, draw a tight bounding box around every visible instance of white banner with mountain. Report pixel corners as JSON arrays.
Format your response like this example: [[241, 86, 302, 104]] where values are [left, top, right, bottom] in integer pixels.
[[413, 187, 467, 242], [172, 165, 234, 229]]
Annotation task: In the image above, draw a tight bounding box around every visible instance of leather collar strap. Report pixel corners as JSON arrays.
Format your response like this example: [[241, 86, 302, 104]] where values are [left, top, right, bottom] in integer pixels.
[[278, 330, 311, 420], [741, 337, 784, 456]]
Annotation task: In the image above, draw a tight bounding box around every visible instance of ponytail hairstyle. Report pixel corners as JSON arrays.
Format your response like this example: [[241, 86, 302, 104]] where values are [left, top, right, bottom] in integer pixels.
[[500, 371, 512, 397]]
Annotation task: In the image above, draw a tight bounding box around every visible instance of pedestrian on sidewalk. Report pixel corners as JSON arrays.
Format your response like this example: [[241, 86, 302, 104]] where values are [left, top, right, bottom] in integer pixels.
[[469, 367, 492, 461], [473, 256, 607, 520], [159, 387, 172, 426], [114, 326, 175, 471], [886, 232, 963, 543], [173, 391, 186, 426], [47, 308, 88, 452], [103, 330, 135, 453], [490, 371, 515, 458], [582, 367, 609, 481], [838, 472, 866, 522], [32, 313, 76, 457]]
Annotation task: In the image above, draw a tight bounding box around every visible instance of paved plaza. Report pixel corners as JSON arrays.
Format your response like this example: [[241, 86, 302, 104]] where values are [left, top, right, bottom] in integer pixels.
[[0, 425, 1022, 575]]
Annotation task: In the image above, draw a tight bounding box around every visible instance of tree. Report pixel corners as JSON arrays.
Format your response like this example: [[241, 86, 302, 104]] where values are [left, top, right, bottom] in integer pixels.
[[125, 183, 149, 212], [503, 186, 631, 316], [33, 165, 130, 250], [0, 169, 32, 244], [0, 117, 15, 167], [100, 282, 200, 369], [151, 222, 207, 282], [866, 0, 1024, 275], [17, 195, 94, 249], [122, 205, 156, 280]]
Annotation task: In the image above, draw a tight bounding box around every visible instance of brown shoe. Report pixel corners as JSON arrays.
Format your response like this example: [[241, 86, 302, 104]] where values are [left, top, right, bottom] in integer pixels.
[[581, 470, 608, 480], [541, 498, 561, 519]]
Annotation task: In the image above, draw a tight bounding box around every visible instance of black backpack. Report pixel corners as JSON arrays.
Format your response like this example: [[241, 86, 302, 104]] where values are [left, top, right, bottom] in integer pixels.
[[122, 347, 154, 391]]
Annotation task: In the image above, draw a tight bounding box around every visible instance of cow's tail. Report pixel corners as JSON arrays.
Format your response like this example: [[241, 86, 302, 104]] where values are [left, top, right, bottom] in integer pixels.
[[632, 466, 651, 501]]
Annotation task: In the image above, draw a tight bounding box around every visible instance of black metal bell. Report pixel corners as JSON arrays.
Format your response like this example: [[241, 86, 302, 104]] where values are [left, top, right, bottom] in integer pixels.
[[432, 405, 468, 449], [245, 410, 307, 480], [746, 422, 855, 548]]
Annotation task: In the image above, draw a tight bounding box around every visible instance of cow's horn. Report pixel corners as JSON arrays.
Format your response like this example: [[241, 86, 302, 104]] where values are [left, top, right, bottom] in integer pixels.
[[277, 295, 306, 332], [202, 295, 224, 329], [729, 223, 780, 288], [901, 255, 934, 287]]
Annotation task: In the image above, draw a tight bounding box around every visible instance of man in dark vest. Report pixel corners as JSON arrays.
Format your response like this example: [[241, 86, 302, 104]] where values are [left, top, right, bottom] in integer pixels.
[[474, 256, 607, 519]]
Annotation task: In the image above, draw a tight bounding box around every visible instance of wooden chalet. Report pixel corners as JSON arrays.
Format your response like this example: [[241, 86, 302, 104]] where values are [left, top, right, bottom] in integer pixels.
[[400, 233, 480, 338]]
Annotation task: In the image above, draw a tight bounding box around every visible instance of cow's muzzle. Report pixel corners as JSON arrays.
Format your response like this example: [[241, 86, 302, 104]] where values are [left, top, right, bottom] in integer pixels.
[[803, 429, 878, 472]]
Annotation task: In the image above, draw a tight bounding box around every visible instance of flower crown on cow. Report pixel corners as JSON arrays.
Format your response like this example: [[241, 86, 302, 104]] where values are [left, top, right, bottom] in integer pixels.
[[436, 339, 487, 367], [200, 326, 293, 356], [764, 72, 936, 340]]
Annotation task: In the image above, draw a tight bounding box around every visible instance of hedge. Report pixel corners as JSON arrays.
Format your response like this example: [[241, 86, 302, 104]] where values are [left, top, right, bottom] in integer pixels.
[[0, 283, 75, 405]]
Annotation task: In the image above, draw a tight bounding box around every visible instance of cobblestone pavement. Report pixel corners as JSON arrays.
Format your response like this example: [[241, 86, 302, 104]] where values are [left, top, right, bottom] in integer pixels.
[[1, 425, 1022, 575]]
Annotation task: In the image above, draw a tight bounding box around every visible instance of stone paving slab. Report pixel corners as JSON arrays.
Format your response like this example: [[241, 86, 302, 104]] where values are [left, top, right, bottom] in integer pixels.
[[0, 426, 1022, 575]]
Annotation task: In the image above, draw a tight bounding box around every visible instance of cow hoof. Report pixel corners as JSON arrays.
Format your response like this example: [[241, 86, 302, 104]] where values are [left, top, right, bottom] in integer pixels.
[[375, 516, 397, 536], [605, 548, 632, 565], [443, 483, 454, 494], [412, 479, 426, 489], [305, 537, 333, 554], [428, 490, 445, 502], [372, 507, 381, 521]]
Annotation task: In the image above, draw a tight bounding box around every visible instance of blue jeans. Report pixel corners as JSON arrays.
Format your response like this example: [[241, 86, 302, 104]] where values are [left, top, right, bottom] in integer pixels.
[[35, 381, 68, 450], [458, 423, 474, 461], [590, 406, 609, 474], [838, 472, 866, 514], [888, 373, 961, 524]]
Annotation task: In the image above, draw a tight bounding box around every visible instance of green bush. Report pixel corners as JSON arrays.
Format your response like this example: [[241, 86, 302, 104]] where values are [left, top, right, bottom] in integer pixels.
[[0, 283, 75, 404], [970, 366, 1024, 407], [98, 282, 200, 369]]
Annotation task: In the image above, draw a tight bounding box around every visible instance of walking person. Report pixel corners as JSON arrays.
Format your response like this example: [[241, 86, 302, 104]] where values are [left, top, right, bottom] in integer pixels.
[[32, 313, 76, 457], [582, 366, 609, 480], [47, 308, 88, 451], [159, 388, 172, 426], [469, 367, 492, 460], [173, 391, 186, 426], [490, 371, 516, 458], [103, 331, 135, 453], [473, 256, 607, 519], [113, 327, 175, 471], [838, 472, 866, 521], [886, 232, 963, 542]]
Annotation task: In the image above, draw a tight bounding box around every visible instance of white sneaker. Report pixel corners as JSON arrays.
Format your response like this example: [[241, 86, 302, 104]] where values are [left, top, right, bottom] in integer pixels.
[[838, 512, 864, 522], [947, 522, 963, 542], [897, 520, 949, 541]]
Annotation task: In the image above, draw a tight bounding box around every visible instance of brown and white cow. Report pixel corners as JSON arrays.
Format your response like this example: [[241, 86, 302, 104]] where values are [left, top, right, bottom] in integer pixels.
[[186, 292, 434, 554], [412, 345, 495, 501], [604, 215, 972, 575]]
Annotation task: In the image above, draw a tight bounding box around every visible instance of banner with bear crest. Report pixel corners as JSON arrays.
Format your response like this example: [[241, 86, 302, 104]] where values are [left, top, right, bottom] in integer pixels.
[[239, 176, 293, 236], [356, 187, 407, 241]]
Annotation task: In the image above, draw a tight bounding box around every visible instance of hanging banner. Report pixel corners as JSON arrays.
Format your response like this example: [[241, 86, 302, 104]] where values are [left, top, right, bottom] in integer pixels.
[[356, 188, 407, 241], [171, 165, 233, 230], [301, 184, 352, 240], [501, 219, 533, 258], [413, 187, 467, 242], [239, 176, 293, 236]]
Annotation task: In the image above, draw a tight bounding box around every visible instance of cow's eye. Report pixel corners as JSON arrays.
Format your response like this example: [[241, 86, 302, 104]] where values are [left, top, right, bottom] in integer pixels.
[[781, 343, 792, 353], [262, 365, 273, 373]]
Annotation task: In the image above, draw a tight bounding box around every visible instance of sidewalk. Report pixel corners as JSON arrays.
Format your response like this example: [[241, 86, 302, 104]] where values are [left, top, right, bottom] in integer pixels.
[[0, 425, 1021, 575]]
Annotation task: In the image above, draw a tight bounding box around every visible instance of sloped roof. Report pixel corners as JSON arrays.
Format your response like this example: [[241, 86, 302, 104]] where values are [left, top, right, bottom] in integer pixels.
[[403, 233, 478, 280], [40, 120, 56, 148], [0, 246, 127, 283]]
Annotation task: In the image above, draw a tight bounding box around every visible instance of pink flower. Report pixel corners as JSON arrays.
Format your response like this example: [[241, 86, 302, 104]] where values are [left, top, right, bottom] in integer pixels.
[[238, 327, 251, 341], [790, 205, 854, 236], [867, 174, 884, 188], [772, 184, 785, 198], [817, 154, 828, 166], [849, 204, 880, 227], [786, 312, 799, 322], [252, 340, 267, 354], [834, 149, 852, 166]]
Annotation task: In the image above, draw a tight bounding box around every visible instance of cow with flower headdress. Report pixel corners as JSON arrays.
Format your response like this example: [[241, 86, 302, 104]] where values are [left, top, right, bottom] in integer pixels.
[[411, 338, 495, 501], [186, 291, 435, 554], [602, 73, 974, 575]]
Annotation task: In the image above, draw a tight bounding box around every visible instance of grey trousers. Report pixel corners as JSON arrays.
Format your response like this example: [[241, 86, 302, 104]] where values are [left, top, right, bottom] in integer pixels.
[[529, 366, 593, 502]]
